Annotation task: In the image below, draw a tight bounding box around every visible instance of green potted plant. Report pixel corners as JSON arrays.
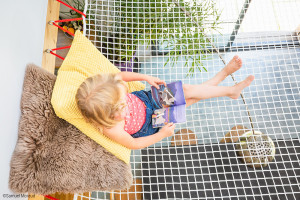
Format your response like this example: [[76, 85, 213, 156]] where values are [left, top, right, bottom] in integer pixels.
[[97, 0, 221, 74], [100, 31, 140, 72]]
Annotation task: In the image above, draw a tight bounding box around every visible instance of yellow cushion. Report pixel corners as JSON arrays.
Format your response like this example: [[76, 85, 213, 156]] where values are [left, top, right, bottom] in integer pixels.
[[51, 31, 145, 164]]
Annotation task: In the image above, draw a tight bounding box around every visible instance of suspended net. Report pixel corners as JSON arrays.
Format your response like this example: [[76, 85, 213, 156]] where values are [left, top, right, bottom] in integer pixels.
[[78, 0, 300, 199]]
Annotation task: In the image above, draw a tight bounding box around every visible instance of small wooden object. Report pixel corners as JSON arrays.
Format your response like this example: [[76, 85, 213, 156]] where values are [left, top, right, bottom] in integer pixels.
[[219, 125, 250, 143], [171, 129, 197, 146]]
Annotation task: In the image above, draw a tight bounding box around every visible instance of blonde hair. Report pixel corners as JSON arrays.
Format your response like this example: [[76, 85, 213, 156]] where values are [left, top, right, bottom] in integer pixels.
[[75, 73, 128, 129]]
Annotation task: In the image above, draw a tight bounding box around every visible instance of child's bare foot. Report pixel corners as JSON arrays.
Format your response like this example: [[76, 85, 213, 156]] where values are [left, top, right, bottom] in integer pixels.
[[223, 55, 242, 76], [229, 75, 255, 99]]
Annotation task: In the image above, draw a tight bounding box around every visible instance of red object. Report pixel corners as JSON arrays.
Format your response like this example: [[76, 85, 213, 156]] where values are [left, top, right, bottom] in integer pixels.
[[50, 51, 65, 60], [56, 0, 86, 17], [47, 0, 85, 60], [52, 22, 75, 36], [53, 18, 83, 36], [54, 18, 83, 23], [48, 46, 71, 60], [52, 46, 71, 51], [43, 195, 60, 200]]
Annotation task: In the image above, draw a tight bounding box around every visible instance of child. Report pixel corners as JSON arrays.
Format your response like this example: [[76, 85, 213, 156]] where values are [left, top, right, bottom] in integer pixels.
[[75, 55, 254, 150]]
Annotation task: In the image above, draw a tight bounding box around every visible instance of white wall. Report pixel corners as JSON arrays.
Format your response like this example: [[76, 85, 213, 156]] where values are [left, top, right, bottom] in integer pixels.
[[0, 0, 48, 199]]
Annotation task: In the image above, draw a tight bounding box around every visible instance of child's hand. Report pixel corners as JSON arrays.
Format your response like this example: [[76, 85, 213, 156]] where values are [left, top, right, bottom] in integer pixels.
[[160, 123, 176, 137], [146, 75, 167, 89]]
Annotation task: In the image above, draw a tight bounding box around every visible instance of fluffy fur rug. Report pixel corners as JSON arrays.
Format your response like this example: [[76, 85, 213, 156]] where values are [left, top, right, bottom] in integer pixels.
[[9, 64, 133, 195]]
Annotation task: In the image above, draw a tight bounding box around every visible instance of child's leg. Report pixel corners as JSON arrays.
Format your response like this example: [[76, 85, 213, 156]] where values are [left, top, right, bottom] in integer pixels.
[[184, 75, 255, 107], [202, 55, 242, 86]]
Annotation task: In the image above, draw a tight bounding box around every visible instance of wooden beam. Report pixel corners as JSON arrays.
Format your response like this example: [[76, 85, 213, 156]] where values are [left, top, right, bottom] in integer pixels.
[[28, 195, 44, 200], [110, 179, 143, 200], [32, 1, 93, 200], [28, 192, 91, 200], [41, 0, 60, 74], [29, 1, 59, 200]]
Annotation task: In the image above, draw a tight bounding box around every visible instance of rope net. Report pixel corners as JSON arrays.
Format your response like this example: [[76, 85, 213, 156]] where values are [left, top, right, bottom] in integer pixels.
[[80, 0, 300, 199]]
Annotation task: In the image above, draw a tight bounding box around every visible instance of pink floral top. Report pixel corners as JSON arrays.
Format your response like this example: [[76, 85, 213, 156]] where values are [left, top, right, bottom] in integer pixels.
[[124, 93, 146, 135]]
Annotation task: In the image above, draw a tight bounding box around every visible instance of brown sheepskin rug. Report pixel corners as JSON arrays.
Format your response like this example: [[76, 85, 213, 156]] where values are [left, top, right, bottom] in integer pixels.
[[9, 64, 133, 195]]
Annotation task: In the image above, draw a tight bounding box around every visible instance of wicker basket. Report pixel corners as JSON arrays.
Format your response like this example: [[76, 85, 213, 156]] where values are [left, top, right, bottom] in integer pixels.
[[236, 131, 276, 168]]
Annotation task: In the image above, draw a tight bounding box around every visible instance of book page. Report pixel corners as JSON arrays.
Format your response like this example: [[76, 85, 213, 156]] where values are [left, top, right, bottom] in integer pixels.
[[151, 81, 186, 109], [152, 105, 186, 128]]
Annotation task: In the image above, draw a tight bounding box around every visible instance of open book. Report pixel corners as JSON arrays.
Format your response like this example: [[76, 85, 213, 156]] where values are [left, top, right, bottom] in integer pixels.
[[150, 81, 186, 128]]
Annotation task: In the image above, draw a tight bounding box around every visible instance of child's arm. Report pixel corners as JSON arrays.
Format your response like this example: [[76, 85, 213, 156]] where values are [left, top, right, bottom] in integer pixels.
[[118, 72, 166, 89], [103, 121, 175, 149], [118, 71, 148, 82]]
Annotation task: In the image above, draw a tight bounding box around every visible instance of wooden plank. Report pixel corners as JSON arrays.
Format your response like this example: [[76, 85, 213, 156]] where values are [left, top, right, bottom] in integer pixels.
[[31, 1, 91, 200], [46, 192, 90, 200], [29, 2, 59, 200], [48, 193, 74, 200], [28, 192, 91, 200], [41, 0, 60, 74], [111, 179, 143, 200], [77, 192, 91, 200], [28, 194, 44, 200]]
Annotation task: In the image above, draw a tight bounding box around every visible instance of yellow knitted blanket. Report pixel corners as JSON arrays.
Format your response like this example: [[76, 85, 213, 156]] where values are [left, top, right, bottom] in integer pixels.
[[51, 31, 145, 164]]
